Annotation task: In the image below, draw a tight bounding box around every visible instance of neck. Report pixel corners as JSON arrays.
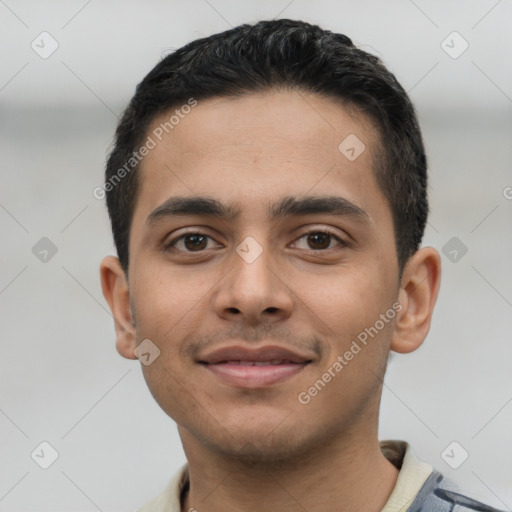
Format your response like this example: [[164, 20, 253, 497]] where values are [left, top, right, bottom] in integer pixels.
[[179, 427, 399, 512]]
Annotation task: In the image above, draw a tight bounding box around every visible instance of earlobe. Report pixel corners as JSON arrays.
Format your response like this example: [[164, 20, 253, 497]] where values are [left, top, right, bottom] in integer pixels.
[[390, 247, 442, 354], [100, 256, 138, 360]]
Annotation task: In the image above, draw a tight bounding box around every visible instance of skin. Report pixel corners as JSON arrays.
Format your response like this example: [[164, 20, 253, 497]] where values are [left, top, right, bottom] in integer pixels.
[[100, 89, 441, 512]]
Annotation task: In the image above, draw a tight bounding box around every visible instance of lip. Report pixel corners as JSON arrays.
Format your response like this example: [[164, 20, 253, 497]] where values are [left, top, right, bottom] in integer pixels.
[[198, 344, 314, 388]]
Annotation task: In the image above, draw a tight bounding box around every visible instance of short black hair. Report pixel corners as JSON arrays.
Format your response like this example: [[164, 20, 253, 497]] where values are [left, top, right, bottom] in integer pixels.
[[105, 18, 428, 277]]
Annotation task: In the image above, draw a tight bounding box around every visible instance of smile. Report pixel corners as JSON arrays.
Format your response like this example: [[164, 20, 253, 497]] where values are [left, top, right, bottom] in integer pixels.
[[202, 360, 310, 387]]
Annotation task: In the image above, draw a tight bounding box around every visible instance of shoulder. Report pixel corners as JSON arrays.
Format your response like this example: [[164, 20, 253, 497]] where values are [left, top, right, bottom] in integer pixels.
[[379, 440, 506, 512], [408, 470, 506, 512]]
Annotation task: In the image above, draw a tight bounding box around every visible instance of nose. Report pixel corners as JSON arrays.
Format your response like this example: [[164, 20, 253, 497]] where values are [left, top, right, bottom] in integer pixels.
[[213, 238, 294, 326]]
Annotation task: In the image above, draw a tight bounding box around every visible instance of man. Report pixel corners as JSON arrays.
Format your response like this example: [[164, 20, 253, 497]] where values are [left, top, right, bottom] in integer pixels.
[[99, 19, 504, 512]]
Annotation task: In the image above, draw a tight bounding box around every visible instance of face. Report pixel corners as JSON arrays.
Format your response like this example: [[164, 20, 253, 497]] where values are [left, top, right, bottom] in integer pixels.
[[114, 90, 405, 463]]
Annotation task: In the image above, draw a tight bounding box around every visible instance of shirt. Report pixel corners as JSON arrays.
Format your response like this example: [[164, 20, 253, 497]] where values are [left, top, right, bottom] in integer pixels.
[[137, 439, 504, 512]]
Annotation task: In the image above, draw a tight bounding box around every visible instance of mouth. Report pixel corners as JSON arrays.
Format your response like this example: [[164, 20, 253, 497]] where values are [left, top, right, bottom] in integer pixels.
[[203, 361, 310, 387], [198, 345, 314, 388]]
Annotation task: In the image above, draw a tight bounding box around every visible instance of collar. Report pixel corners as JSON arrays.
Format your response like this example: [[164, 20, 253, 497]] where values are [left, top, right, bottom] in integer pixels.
[[137, 440, 433, 512]]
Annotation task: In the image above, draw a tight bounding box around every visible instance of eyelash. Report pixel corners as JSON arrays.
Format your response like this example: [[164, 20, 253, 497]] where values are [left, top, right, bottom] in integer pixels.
[[163, 229, 350, 254]]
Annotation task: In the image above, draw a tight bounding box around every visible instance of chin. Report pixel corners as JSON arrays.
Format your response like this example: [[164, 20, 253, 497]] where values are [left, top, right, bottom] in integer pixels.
[[198, 412, 316, 467], [213, 433, 305, 468]]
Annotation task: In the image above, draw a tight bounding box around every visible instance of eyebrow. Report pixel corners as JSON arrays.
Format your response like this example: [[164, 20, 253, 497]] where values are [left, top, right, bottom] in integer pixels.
[[146, 195, 370, 225]]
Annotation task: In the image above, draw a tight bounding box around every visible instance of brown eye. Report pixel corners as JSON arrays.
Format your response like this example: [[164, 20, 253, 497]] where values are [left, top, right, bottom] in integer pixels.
[[293, 230, 347, 251], [306, 232, 332, 250], [166, 232, 215, 252], [182, 234, 208, 251]]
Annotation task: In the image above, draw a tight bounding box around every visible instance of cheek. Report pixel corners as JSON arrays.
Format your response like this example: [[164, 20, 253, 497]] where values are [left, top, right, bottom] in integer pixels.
[[131, 268, 201, 422], [307, 263, 397, 395], [297, 272, 394, 419], [131, 263, 212, 341], [140, 359, 199, 429], [311, 265, 392, 334]]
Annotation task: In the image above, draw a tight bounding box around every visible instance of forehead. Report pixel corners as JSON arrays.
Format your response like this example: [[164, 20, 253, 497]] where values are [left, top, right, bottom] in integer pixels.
[[145, 90, 379, 166], [131, 90, 389, 230]]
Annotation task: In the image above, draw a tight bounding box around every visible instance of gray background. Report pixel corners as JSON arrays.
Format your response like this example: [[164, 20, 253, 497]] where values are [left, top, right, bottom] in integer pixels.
[[1, 1, 511, 510]]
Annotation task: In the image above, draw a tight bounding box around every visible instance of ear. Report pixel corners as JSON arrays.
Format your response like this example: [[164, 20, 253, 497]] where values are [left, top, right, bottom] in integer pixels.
[[391, 247, 441, 354], [100, 256, 137, 360]]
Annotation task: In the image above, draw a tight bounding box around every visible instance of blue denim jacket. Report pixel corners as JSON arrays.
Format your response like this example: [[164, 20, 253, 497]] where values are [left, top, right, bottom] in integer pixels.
[[408, 470, 506, 512]]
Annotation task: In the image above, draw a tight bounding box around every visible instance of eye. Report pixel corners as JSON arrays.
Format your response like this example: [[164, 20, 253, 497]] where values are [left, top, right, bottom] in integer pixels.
[[292, 230, 349, 251], [163, 229, 349, 255], [164, 232, 219, 252]]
